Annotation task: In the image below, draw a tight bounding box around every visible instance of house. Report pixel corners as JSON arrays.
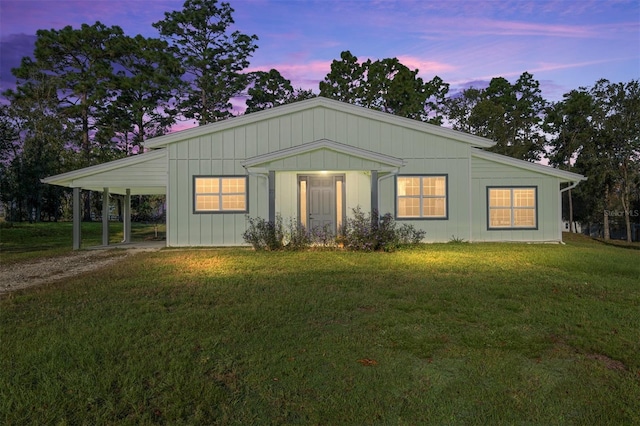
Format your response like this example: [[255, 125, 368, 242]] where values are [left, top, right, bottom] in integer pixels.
[[43, 97, 586, 249]]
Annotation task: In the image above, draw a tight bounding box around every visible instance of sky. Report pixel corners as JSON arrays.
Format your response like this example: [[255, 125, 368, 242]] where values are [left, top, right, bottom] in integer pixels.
[[1, 0, 639, 113]]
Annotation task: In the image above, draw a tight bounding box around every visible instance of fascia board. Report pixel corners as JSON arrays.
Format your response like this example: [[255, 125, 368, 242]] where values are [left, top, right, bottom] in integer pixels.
[[241, 138, 406, 168], [472, 149, 587, 182], [42, 150, 166, 187], [143, 97, 496, 149]]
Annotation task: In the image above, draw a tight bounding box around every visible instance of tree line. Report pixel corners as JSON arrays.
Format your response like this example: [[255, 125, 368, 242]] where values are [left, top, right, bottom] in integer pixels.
[[0, 0, 638, 241]]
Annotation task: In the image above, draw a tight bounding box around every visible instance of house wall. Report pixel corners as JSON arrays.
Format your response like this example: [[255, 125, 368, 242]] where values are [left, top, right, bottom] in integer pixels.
[[167, 105, 479, 246], [165, 104, 562, 246], [471, 156, 562, 242]]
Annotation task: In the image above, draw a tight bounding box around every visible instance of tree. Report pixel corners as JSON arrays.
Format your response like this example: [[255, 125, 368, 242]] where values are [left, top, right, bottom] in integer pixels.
[[444, 72, 546, 161], [99, 34, 184, 155], [545, 88, 595, 232], [1, 71, 70, 221], [545, 79, 640, 242], [319, 51, 449, 123], [319, 51, 366, 104], [590, 79, 640, 242], [10, 22, 130, 220], [153, 0, 258, 124], [245, 69, 315, 113], [12, 22, 127, 166]]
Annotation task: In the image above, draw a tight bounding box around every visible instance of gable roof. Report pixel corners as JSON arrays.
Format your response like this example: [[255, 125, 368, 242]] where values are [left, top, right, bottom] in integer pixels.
[[41, 149, 167, 195], [143, 97, 496, 150], [241, 138, 406, 171], [471, 149, 587, 182]]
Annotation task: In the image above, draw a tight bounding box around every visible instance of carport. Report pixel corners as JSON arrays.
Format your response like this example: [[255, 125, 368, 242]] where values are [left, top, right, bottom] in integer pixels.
[[42, 150, 167, 250]]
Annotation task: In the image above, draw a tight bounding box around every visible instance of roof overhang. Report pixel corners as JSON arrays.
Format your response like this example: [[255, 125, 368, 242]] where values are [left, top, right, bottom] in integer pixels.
[[241, 138, 406, 172], [472, 149, 587, 183], [143, 97, 497, 150], [42, 150, 167, 195]]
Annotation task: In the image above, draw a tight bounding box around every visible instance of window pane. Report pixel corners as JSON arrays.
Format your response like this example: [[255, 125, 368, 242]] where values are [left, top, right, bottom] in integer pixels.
[[490, 189, 511, 207], [299, 180, 307, 227], [336, 180, 343, 229], [513, 189, 534, 207], [514, 209, 535, 227], [222, 178, 245, 194], [423, 177, 445, 196], [490, 208, 511, 227], [422, 198, 445, 217], [196, 195, 219, 211], [398, 198, 420, 217], [196, 178, 218, 194], [222, 195, 246, 210], [398, 177, 420, 196]]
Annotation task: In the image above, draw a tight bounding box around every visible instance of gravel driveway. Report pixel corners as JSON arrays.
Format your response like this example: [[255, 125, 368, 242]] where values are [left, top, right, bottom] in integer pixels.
[[0, 245, 161, 295]]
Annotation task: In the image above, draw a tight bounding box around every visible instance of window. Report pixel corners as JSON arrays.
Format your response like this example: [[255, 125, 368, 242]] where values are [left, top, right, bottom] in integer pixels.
[[194, 176, 247, 213], [488, 187, 537, 229], [397, 175, 447, 219]]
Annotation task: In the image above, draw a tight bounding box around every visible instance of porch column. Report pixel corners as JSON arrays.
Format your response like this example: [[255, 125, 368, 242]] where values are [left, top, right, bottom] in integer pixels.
[[370, 170, 379, 214], [268, 170, 275, 222], [73, 187, 82, 250], [102, 187, 109, 246], [123, 189, 131, 243]]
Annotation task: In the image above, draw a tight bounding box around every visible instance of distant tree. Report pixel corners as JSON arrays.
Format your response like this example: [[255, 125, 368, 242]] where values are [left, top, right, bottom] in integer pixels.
[[320, 51, 449, 123], [319, 51, 366, 104], [1, 71, 69, 221], [545, 79, 640, 242], [11, 22, 127, 167], [245, 69, 315, 113], [444, 72, 546, 161], [153, 0, 258, 124], [590, 79, 640, 242], [99, 34, 184, 155], [545, 88, 594, 231]]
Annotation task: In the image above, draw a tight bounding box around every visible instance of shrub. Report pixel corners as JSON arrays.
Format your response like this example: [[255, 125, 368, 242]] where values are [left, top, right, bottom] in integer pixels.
[[339, 207, 425, 252], [243, 208, 425, 252], [284, 217, 312, 250], [242, 216, 284, 251]]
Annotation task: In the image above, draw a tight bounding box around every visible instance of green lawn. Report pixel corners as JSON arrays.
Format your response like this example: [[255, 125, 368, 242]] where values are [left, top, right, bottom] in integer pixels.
[[0, 221, 165, 264], [1, 225, 639, 425]]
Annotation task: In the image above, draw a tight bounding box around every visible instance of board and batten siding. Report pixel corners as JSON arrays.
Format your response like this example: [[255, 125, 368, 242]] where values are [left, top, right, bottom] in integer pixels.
[[471, 156, 562, 242], [69, 153, 167, 193], [167, 105, 490, 246]]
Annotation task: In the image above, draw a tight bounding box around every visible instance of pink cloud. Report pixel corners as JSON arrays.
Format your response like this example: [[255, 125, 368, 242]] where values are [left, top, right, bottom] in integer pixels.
[[395, 55, 457, 76]]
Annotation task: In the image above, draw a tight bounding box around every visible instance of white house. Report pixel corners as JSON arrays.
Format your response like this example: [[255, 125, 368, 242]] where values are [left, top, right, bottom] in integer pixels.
[[43, 97, 586, 249]]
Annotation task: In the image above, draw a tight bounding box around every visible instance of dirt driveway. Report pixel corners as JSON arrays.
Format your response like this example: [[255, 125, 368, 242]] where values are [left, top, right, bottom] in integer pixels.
[[0, 245, 162, 295]]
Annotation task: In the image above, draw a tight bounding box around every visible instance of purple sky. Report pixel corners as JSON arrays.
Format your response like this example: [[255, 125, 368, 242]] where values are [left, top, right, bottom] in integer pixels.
[[1, 0, 639, 109]]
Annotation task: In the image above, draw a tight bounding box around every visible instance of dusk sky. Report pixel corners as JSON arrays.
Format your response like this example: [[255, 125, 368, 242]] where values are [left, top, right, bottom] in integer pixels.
[[1, 0, 639, 111]]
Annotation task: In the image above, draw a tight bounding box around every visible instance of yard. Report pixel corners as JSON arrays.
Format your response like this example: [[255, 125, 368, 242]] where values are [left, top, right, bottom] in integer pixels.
[[1, 224, 639, 425]]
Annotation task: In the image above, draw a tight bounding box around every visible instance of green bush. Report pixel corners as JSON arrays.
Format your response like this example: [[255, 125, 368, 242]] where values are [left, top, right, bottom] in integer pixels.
[[243, 208, 425, 252], [242, 216, 284, 251], [339, 207, 425, 252]]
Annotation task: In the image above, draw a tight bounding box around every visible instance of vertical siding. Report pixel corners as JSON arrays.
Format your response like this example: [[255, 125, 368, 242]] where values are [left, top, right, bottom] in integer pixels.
[[169, 104, 555, 246], [471, 157, 561, 242]]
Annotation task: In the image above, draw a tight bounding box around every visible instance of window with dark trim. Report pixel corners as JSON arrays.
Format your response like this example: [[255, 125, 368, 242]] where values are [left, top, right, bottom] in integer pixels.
[[487, 187, 537, 229], [194, 176, 247, 213], [397, 175, 447, 219]]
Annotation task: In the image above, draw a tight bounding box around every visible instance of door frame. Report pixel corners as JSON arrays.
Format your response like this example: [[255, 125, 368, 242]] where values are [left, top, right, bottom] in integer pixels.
[[297, 173, 346, 234]]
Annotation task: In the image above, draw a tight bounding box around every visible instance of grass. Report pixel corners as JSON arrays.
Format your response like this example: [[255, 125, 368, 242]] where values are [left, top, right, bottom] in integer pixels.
[[0, 221, 165, 264], [1, 226, 639, 425]]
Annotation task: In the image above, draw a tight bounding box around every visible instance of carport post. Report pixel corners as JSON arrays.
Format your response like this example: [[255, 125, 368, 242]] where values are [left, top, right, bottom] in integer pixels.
[[102, 187, 109, 246], [124, 189, 131, 243], [73, 187, 81, 250]]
